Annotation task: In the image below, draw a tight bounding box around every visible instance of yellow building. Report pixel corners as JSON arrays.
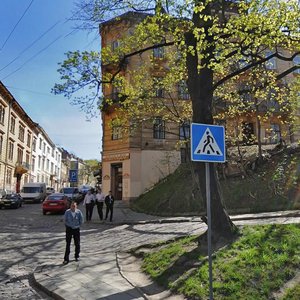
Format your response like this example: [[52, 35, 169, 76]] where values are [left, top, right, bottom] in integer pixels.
[[100, 12, 300, 201]]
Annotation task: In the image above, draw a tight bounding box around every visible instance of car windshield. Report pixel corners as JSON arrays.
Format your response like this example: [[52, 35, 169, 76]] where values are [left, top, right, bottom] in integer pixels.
[[47, 195, 63, 201], [22, 187, 42, 193], [5, 194, 18, 199], [62, 188, 75, 194]]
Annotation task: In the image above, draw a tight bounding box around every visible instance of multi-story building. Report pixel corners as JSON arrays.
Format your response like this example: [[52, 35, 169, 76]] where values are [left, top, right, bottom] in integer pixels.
[[100, 12, 300, 202], [0, 81, 38, 192], [30, 125, 62, 191], [0, 81, 63, 192]]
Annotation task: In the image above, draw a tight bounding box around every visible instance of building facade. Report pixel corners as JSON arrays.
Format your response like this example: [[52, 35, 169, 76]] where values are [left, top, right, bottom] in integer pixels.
[[0, 82, 70, 193], [100, 12, 300, 202]]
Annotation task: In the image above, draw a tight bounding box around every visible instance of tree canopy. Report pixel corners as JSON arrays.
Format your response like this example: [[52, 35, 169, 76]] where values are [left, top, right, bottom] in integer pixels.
[[53, 0, 300, 241]]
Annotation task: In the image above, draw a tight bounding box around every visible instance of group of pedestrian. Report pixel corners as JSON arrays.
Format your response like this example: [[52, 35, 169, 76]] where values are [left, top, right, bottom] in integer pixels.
[[83, 188, 115, 222], [62, 188, 115, 265]]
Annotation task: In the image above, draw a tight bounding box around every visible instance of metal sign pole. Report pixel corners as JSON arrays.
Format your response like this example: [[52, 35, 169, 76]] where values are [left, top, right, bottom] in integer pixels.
[[205, 162, 213, 300]]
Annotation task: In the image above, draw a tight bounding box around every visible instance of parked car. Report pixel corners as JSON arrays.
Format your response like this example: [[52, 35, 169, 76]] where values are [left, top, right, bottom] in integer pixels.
[[46, 187, 55, 195], [0, 189, 13, 199], [79, 185, 92, 195], [60, 187, 83, 204], [42, 193, 71, 215], [20, 182, 47, 203], [0, 193, 23, 209]]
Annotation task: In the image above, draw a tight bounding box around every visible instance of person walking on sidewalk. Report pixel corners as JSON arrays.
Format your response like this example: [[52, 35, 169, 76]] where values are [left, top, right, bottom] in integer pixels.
[[63, 201, 84, 265], [105, 190, 115, 222], [83, 190, 95, 221], [95, 188, 105, 221]]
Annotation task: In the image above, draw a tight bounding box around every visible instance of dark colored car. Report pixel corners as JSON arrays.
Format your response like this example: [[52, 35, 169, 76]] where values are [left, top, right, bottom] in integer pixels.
[[42, 193, 71, 215], [0, 193, 23, 209]]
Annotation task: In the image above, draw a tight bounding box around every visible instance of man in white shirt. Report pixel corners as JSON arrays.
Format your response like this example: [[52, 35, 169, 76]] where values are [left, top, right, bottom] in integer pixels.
[[83, 190, 95, 221], [95, 188, 105, 220]]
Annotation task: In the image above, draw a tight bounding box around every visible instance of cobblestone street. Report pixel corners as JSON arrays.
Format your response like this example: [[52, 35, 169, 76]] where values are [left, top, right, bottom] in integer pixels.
[[0, 202, 204, 299]]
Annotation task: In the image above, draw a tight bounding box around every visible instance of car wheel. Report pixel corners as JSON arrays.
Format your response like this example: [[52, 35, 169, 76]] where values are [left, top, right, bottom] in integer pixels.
[[43, 211, 46, 215]]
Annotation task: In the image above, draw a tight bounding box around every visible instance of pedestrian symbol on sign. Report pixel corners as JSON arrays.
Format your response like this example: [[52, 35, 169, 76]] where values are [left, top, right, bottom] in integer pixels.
[[194, 128, 223, 156]]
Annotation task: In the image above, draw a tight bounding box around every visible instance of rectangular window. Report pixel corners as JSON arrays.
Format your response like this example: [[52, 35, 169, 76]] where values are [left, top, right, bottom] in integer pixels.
[[46, 159, 50, 171], [293, 55, 300, 74], [178, 81, 190, 100], [17, 147, 23, 163], [0, 135, 3, 155], [179, 121, 190, 140], [112, 40, 120, 51], [153, 47, 165, 58], [154, 77, 164, 98], [153, 117, 165, 139], [8, 141, 14, 160], [32, 137, 37, 151], [270, 123, 281, 144], [0, 103, 5, 124], [265, 50, 277, 70], [38, 155, 41, 169], [27, 132, 31, 147], [112, 125, 122, 140], [32, 156, 35, 172], [26, 152, 30, 164], [18, 124, 25, 141], [10, 115, 16, 133], [39, 138, 42, 149]]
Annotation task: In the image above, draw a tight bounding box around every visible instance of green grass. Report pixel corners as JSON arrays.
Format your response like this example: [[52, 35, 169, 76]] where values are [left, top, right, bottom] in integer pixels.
[[137, 224, 300, 300], [131, 148, 300, 215]]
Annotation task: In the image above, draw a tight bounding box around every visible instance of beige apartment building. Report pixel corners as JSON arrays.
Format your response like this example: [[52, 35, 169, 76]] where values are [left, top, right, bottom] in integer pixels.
[[100, 12, 300, 201], [0, 81, 38, 192]]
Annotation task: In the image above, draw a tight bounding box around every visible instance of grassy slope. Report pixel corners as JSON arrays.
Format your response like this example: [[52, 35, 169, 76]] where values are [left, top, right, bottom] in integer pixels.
[[131, 146, 300, 215], [135, 224, 300, 300]]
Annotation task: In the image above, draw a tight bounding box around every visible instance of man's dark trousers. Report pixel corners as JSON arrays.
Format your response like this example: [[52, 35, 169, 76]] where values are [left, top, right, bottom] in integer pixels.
[[64, 226, 80, 261], [97, 202, 104, 220], [105, 204, 114, 221]]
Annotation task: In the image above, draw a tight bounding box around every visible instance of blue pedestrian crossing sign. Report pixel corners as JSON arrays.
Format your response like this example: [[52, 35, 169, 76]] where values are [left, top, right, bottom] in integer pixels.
[[191, 123, 226, 163]]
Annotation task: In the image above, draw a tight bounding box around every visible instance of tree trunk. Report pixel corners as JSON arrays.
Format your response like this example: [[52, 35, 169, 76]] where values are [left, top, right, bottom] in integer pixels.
[[185, 2, 237, 242]]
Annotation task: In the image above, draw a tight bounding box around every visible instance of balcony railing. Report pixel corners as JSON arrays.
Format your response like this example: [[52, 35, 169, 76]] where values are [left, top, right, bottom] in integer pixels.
[[15, 161, 30, 175]]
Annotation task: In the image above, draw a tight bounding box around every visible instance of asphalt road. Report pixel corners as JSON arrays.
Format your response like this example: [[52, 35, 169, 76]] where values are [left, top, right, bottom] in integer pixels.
[[0, 202, 204, 300]]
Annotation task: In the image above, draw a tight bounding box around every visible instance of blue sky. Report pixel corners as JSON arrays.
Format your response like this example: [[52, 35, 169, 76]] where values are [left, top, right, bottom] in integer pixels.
[[0, 0, 102, 160]]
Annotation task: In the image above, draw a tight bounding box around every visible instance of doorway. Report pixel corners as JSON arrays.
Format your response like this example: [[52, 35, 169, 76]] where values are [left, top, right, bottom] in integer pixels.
[[111, 163, 122, 200]]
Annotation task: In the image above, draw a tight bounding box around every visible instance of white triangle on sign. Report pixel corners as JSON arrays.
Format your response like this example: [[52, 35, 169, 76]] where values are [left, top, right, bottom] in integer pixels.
[[194, 128, 223, 156]]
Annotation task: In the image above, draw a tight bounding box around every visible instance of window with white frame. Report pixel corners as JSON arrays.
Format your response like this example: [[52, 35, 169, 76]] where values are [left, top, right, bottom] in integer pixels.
[[32, 156, 35, 172], [10, 115, 16, 133], [0, 103, 5, 124], [32, 137, 36, 151], [18, 124, 25, 141], [27, 132, 31, 147], [0, 134, 3, 155], [153, 117, 165, 139], [17, 147, 23, 163], [8, 140, 14, 160], [111, 122, 122, 140]]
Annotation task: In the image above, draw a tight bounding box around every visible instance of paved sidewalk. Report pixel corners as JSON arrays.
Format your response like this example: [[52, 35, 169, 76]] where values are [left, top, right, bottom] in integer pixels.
[[32, 204, 300, 300]]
